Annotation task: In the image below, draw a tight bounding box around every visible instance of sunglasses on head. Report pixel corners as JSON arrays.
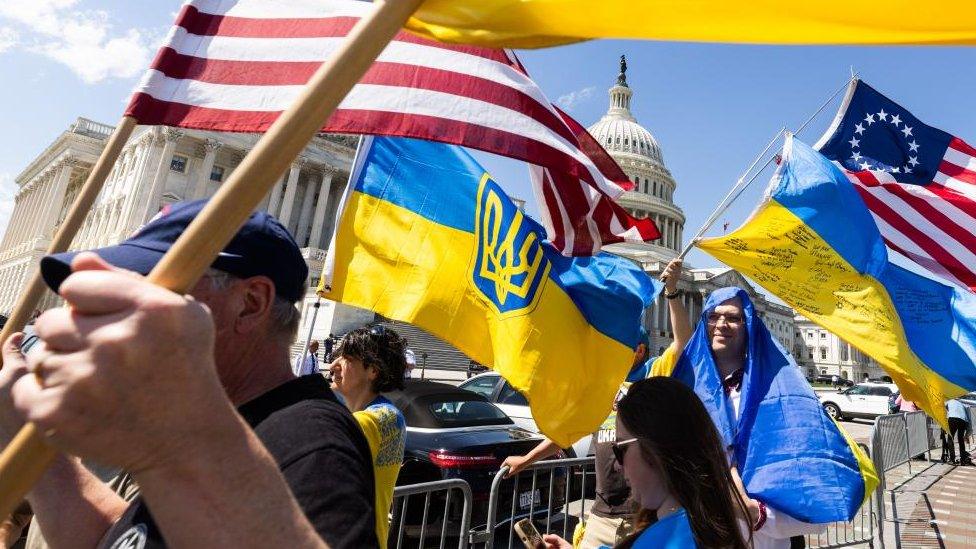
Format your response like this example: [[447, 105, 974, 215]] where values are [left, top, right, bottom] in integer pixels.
[[368, 325, 388, 337], [611, 437, 639, 465]]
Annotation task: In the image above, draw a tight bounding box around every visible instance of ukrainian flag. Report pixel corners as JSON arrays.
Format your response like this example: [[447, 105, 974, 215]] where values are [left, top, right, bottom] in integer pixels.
[[669, 287, 878, 523], [406, 0, 976, 48], [698, 136, 976, 429], [319, 137, 655, 446]]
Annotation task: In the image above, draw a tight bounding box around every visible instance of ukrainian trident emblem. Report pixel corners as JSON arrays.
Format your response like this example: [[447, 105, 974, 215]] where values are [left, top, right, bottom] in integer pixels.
[[472, 174, 549, 317]]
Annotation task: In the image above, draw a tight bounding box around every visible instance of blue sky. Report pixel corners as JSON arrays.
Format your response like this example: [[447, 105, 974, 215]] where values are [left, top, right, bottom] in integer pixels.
[[1, 1, 974, 270]]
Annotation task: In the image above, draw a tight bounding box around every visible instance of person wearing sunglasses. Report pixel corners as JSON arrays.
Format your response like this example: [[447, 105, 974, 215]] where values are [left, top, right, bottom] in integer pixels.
[[330, 325, 408, 549], [501, 259, 691, 549], [542, 377, 751, 548]]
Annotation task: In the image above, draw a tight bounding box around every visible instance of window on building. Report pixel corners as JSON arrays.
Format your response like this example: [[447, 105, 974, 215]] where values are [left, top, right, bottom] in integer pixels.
[[210, 165, 225, 182], [808, 350, 814, 360], [170, 154, 188, 173], [820, 332, 827, 339], [806, 332, 812, 339], [840, 344, 849, 362], [820, 347, 828, 360]]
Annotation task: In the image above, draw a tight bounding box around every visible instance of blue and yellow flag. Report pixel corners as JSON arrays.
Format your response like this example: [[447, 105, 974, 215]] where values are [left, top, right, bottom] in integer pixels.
[[667, 287, 877, 523], [697, 136, 976, 429], [406, 1, 976, 48], [319, 137, 656, 446]]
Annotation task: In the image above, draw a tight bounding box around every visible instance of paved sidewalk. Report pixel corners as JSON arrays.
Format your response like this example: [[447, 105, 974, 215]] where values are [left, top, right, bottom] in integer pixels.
[[882, 461, 976, 548]]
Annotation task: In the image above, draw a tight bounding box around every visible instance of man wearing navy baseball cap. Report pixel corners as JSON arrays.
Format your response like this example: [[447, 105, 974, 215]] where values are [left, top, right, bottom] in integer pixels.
[[0, 200, 378, 548]]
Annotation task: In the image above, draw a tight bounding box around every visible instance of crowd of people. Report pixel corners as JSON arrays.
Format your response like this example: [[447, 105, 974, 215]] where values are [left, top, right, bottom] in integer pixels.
[[0, 199, 960, 548]]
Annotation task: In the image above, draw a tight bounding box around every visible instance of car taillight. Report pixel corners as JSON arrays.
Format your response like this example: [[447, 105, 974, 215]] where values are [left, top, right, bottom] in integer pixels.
[[428, 451, 500, 469]]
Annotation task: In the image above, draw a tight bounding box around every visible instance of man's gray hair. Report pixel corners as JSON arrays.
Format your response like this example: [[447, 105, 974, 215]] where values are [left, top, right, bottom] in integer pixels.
[[203, 268, 301, 339]]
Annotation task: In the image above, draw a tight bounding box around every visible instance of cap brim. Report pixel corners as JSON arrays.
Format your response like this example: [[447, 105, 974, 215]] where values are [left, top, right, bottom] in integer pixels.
[[40, 243, 166, 295]]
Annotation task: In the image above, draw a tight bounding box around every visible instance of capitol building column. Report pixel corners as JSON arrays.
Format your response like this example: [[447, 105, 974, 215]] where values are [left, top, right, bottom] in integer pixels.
[[308, 168, 335, 250], [41, 160, 75, 237]]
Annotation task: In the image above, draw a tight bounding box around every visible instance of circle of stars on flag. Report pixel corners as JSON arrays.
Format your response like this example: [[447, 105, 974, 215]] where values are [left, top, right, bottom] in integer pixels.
[[849, 109, 921, 174]]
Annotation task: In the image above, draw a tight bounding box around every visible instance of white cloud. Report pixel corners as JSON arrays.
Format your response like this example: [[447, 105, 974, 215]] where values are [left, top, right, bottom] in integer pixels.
[[0, 27, 18, 53], [0, 0, 154, 84], [0, 174, 18, 239], [556, 86, 596, 111]]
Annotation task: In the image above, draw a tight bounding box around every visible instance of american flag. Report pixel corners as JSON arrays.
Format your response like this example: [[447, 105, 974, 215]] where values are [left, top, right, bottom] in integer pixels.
[[125, 0, 659, 255], [816, 80, 976, 292]]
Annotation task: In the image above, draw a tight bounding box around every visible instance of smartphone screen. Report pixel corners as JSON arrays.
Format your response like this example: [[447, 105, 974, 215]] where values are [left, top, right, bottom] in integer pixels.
[[514, 518, 544, 549]]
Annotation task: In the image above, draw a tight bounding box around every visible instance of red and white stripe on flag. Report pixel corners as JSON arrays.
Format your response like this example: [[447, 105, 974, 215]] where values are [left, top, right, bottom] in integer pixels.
[[125, 0, 659, 255], [844, 137, 976, 291]]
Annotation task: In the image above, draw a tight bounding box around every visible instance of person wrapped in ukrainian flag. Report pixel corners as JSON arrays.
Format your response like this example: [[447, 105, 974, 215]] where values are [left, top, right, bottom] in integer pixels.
[[658, 287, 879, 548]]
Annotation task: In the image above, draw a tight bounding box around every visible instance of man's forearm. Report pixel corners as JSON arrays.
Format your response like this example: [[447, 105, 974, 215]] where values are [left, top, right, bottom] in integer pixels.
[[132, 408, 327, 548], [28, 456, 128, 549], [668, 295, 692, 353]]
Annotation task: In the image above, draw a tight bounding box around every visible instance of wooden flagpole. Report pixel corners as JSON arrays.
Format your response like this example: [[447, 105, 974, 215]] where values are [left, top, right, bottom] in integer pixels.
[[0, 0, 426, 518], [0, 116, 136, 350], [0, 116, 135, 513]]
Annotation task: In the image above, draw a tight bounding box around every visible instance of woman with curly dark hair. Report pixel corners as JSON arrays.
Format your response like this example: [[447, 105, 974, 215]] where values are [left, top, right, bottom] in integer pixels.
[[543, 376, 750, 548], [330, 325, 408, 549]]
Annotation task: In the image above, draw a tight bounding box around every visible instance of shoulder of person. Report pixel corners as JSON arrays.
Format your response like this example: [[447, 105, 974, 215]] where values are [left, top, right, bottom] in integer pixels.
[[254, 398, 370, 465]]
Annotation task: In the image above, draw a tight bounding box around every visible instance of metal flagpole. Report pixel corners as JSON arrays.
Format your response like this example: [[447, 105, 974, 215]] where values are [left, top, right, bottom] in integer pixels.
[[296, 134, 365, 375], [296, 298, 322, 375], [676, 127, 786, 260], [677, 74, 857, 259]]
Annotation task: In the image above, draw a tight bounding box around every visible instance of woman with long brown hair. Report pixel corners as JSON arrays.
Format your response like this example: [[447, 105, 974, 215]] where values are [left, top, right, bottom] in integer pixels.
[[543, 376, 750, 548]]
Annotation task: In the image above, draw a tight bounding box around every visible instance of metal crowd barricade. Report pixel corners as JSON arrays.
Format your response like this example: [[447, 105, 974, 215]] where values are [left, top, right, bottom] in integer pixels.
[[470, 456, 596, 549], [870, 411, 943, 549], [804, 443, 876, 548], [389, 479, 473, 549], [904, 412, 931, 461], [872, 414, 911, 473]]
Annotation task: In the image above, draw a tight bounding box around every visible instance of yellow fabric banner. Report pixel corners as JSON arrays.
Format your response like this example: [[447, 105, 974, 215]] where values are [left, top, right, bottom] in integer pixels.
[[407, 1, 976, 48]]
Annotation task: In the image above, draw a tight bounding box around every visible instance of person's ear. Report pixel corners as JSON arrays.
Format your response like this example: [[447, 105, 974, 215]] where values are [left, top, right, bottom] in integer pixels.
[[236, 276, 275, 334]]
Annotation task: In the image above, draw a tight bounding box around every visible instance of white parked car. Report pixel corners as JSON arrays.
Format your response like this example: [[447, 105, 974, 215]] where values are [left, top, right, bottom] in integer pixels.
[[459, 372, 592, 458], [819, 382, 899, 420]]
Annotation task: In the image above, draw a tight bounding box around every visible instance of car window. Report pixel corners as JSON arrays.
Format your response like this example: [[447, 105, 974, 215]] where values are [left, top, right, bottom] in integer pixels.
[[847, 385, 870, 395], [460, 376, 499, 399], [497, 382, 528, 407], [427, 399, 512, 427], [868, 387, 892, 396]]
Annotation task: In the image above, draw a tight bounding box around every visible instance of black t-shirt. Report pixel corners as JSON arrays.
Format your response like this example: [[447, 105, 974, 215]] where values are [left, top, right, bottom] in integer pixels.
[[589, 386, 634, 518], [98, 376, 378, 548]]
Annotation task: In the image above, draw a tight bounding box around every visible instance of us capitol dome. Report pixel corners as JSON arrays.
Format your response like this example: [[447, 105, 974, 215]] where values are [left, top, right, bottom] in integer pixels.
[[587, 55, 686, 260]]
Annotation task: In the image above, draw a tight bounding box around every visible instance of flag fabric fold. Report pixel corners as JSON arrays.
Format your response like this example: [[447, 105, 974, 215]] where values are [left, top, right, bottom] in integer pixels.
[[669, 287, 877, 524], [125, 0, 658, 255], [318, 136, 656, 446], [406, 1, 976, 48], [816, 79, 976, 292], [697, 136, 976, 427]]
